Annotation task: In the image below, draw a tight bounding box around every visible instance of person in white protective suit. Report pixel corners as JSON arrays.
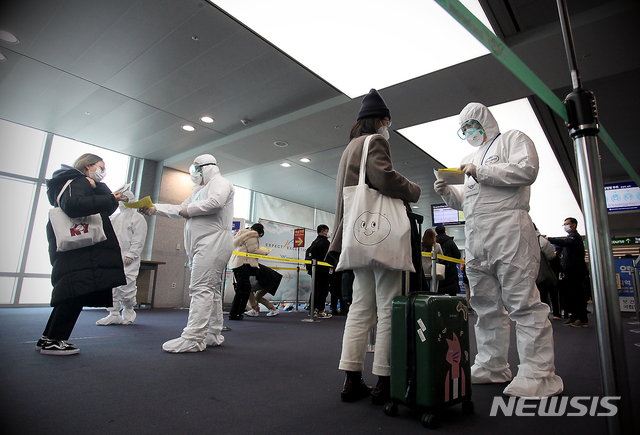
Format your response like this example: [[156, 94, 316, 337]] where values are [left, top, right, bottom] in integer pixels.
[[96, 190, 147, 326], [143, 154, 234, 353], [433, 102, 563, 398]]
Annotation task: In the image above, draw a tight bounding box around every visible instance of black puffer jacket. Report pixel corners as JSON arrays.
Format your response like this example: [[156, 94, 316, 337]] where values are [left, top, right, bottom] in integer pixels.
[[46, 166, 126, 307], [436, 233, 462, 295]]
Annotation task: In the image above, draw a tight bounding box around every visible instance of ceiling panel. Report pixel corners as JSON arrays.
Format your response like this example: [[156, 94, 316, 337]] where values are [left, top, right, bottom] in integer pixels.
[[0, 0, 638, 236]]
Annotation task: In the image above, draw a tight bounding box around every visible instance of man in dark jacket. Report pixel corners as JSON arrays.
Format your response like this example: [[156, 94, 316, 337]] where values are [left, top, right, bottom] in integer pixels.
[[548, 217, 588, 327], [307, 224, 332, 318], [435, 225, 461, 296]]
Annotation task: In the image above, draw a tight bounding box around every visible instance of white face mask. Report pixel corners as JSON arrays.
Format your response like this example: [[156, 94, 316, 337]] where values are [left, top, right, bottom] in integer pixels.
[[88, 166, 106, 182], [466, 130, 484, 147], [190, 172, 203, 185], [563, 224, 572, 233], [377, 125, 390, 140]]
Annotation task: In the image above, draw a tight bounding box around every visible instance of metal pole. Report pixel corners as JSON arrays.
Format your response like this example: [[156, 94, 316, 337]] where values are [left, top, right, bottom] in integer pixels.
[[295, 248, 301, 312], [431, 247, 438, 293], [556, 2, 634, 433], [302, 259, 320, 322]]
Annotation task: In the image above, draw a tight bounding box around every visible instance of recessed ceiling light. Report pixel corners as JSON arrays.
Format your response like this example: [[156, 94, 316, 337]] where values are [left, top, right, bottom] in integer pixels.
[[200, 116, 214, 123], [182, 125, 195, 132], [300, 157, 310, 163], [0, 52, 6, 61], [274, 141, 288, 147], [0, 30, 19, 44], [280, 162, 291, 167], [412, 205, 419, 209]]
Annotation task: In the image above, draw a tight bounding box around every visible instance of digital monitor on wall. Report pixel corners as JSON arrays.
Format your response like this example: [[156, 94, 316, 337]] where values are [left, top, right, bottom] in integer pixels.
[[431, 203, 465, 226], [604, 181, 640, 212]]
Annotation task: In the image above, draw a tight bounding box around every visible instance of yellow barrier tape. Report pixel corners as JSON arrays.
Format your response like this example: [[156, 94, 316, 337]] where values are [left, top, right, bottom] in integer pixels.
[[421, 251, 465, 265], [231, 251, 333, 268]]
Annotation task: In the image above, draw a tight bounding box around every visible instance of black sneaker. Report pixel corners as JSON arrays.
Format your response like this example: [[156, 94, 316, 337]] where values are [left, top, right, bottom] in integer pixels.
[[40, 339, 80, 355], [35, 336, 47, 351]]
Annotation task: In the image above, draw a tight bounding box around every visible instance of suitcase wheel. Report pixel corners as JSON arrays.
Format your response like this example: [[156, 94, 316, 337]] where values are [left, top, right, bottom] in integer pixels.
[[462, 400, 474, 415], [383, 402, 398, 417], [421, 413, 437, 429]]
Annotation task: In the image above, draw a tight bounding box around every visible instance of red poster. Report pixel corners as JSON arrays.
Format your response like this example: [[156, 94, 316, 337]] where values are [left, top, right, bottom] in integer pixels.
[[294, 228, 305, 248]]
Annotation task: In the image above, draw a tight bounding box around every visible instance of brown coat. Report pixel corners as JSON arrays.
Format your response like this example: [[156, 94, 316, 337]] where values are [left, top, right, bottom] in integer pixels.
[[327, 134, 421, 263]]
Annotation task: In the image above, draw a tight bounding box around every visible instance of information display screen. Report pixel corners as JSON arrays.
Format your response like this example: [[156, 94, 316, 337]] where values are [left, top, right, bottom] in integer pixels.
[[431, 203, 465, 226], [605, 181, 640, 212]]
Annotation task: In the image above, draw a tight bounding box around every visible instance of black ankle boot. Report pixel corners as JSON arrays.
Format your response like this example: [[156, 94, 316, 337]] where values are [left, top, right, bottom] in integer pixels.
[[371, 375, 390, 405], [340, 371, 372, 402]]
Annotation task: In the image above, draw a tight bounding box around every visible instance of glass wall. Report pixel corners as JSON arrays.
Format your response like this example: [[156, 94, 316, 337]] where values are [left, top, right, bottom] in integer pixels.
[[0, 118, 130, 306]]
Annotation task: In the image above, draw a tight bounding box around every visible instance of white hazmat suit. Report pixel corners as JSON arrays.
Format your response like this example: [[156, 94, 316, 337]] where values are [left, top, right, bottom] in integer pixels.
[[434, 103, 563, 398], [149, 154, 234, 353], [97, 190, 147, 326]]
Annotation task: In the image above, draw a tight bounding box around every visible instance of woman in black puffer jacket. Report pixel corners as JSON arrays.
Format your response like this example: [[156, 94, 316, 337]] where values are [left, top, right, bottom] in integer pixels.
[[38, 153, 127, 355]]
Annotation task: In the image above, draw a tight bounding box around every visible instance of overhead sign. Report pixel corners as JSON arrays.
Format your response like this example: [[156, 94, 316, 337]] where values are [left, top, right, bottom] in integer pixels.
[[294, 228, 305, 248], [611, 237, 640, 246]]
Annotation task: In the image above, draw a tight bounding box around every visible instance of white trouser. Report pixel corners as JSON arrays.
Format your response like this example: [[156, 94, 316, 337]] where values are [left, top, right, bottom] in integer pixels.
[[468, 258, 557, 381], [180, 248, 227, 341], [339, 268, 401, 376]]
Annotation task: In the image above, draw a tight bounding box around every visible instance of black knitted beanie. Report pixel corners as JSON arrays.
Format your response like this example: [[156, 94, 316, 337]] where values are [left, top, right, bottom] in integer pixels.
[[357, 88, 391, 121]]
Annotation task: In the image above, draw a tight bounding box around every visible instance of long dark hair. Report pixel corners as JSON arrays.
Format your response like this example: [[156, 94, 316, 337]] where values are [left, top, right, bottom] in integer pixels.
[[422, 229, 436, 252], [350, 117, 380, 140]]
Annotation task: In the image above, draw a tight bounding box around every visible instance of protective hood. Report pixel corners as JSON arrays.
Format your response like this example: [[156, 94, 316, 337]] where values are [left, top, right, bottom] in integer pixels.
[[459, 103, 500, 143], [118, 190, 136, 212], [194, 154, 220, 185]]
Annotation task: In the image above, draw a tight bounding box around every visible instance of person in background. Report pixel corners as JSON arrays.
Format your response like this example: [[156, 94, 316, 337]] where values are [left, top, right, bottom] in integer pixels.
[[327, 89, 421, 405], [548, 217, 589, 327], [434, 102, 562, 398], [306, 224, 332, 318], [96, 190, 147, 326], [421, 228, 443, 292], [143, 154, 234, 353], [435, 225, 462, 296], [534, 223, 558, 320], [39, 153, 126, 355], [227, 223, 275, 318]]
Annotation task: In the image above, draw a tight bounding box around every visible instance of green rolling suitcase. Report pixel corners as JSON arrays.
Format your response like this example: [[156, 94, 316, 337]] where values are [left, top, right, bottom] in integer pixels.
[[384, 293, 473, 428]]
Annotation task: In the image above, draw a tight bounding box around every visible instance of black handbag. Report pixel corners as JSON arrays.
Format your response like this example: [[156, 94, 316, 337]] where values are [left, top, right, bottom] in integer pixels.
[[536, 237, 558, 289]]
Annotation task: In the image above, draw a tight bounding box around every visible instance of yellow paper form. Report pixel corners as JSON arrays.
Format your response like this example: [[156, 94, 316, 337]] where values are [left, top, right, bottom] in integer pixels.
[[437, 168, 466, 185], [124, 196, 154, 209]]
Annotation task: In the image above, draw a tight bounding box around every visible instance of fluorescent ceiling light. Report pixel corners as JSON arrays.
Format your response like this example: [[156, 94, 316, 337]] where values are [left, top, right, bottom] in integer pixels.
[[211, 1, 493, 98], [399, 99, 584, 237]]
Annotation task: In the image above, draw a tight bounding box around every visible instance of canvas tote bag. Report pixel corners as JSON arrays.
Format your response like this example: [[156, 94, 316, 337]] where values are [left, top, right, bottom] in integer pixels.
[[336, 135, 414, 272], [49, 179, 107, 252]]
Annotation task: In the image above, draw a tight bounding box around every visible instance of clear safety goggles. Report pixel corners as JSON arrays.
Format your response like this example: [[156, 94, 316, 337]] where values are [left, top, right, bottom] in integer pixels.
[[457, 120, 483, 140], [189, 162, 216, 176]]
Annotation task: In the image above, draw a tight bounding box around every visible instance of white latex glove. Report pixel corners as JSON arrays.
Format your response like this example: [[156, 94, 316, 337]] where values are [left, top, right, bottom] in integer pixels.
[[434, 179, 450, 195], [179, 206, 189, 219], [124, 256, 134, 266], [142, 206, 157, 216], [460, 163, 477, 178]]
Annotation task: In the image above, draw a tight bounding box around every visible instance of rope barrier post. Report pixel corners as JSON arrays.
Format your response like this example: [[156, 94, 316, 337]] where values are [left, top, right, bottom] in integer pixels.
[[431, 247, 438, 293], [181, 262, 190, 309], [302, 259, 320, 322], [555, 2, 634, 433], [295, 248, 301, 312]]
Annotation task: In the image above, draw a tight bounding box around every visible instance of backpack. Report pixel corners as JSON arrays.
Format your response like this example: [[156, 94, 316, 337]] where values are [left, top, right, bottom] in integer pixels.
[[305, 239, 319, 275]]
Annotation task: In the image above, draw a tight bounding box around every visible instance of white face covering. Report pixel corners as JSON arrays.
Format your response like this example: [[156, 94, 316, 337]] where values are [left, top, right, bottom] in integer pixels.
[[190, 172, 202, 185], [466, 130, 484, 147], [563, 224, 572, 233], [88, 166, 106, 182], [377, 125, 390, 140]]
